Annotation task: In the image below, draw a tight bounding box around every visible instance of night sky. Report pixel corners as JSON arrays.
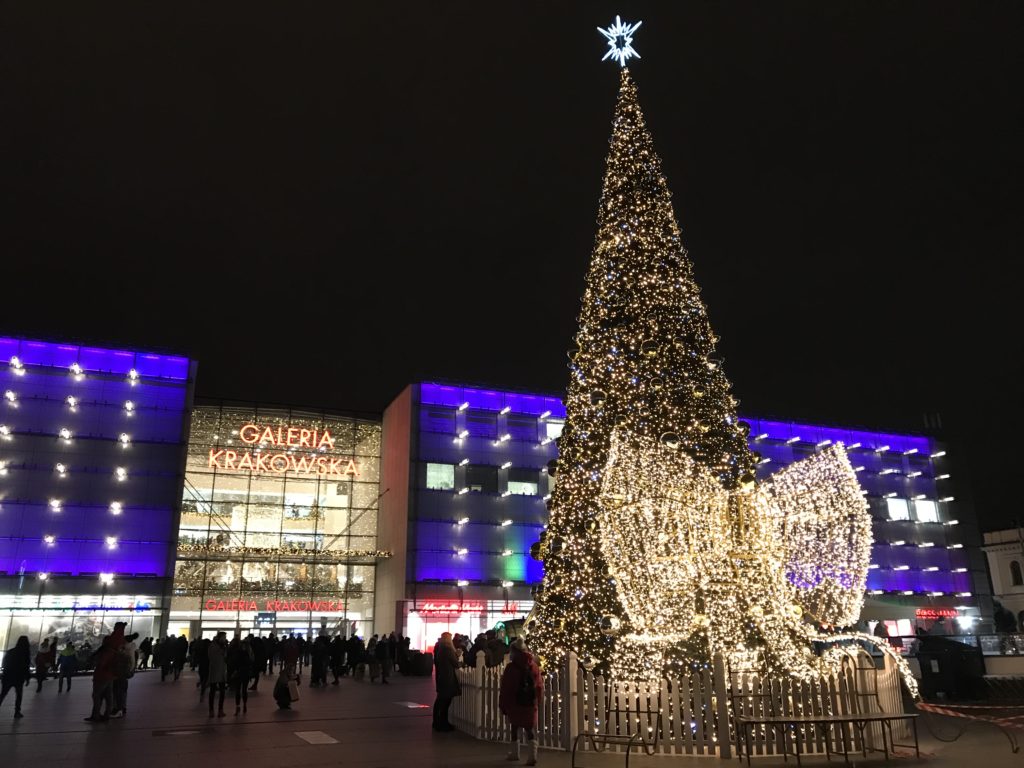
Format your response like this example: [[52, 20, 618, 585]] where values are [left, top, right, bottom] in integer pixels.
[[2, 3, 1021, 529]]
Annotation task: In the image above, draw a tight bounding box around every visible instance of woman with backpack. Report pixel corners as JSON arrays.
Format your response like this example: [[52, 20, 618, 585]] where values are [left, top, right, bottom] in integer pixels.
[[498, 638, 543, 766]]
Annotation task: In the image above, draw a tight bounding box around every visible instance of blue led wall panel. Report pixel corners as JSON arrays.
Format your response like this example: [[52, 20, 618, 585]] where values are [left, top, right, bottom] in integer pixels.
[[0, 336, 193, 579]]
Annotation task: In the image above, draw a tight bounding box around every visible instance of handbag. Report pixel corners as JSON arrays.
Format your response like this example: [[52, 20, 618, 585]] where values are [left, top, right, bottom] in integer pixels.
[[287, 678, 300, 702]]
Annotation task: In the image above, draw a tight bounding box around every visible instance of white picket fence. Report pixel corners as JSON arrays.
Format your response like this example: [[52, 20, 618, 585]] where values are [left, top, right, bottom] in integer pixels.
[[450, 648, 906, 759]]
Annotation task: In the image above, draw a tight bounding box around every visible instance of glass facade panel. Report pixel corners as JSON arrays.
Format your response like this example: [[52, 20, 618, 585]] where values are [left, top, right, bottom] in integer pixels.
[[426, 462, 455, 490], [914, 499, 939, 523], [886, 497, 911, 521], [169, 405, 383, 638]]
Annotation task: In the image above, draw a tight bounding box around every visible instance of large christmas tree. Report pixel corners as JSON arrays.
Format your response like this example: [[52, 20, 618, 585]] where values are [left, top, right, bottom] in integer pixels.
[[527, 59, 875, 682], [527, 66, 758, 673]]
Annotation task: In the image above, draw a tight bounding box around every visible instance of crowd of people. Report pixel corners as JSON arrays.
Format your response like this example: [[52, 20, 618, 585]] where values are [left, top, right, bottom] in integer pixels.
[[431, 630, 543, 766], [3, 624, 543, 765], [0, 627, 414, 720]]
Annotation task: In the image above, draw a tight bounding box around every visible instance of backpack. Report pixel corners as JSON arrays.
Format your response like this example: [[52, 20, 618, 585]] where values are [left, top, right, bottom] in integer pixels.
[[515, 666, 536, 706]]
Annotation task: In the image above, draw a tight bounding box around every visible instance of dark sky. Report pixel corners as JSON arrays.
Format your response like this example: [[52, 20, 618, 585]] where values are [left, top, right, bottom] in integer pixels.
[[2, 3, 1021, 529]]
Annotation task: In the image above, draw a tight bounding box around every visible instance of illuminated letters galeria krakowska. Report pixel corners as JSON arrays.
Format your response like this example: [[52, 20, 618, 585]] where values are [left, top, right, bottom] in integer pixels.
[[206, 423, 360, 478]]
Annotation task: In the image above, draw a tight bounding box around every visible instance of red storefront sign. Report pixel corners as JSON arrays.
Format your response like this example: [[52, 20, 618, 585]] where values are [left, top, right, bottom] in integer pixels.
[[915, 608, 958, 619], [206, 422, 360, 478], [414, 601, 518, 617], [204, 599, 346, 612]]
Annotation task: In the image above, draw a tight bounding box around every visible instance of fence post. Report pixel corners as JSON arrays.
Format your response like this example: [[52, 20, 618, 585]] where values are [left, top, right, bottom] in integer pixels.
[[563, 652, 580, 750], [712, 652, 732, 759], [473, 651, 485, 739]]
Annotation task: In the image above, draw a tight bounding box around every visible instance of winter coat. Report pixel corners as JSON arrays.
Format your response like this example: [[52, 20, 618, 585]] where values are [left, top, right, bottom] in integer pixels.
[[499, 651, 543, 728], [227, 641, 253, 682], [92, 626, 126, 684], [58, 647, 79, 674], [433, 640, 461, 698], [1, 642, 31, 685], [207, 640, 228, 684]]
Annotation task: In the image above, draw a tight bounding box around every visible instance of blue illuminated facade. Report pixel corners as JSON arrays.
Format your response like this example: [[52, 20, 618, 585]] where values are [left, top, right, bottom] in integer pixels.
[[377, 382, 991, 648], [0, 336, 196, 649]]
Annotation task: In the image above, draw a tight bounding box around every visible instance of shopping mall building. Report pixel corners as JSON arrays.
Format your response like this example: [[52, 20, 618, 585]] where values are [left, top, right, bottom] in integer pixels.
[[1, 336, 992, 650]]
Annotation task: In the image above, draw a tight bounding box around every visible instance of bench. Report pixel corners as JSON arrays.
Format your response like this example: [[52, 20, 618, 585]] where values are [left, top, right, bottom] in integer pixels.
[[735, 712, 920, 766], [571, 707, 660, 768]]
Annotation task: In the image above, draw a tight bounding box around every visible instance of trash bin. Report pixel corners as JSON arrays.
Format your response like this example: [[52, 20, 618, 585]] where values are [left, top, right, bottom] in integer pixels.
[[916, 636, 985, 700]]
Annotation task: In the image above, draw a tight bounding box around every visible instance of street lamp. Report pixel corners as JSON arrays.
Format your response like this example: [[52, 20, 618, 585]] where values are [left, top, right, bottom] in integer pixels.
[[99, 573, 114, 629], [37, 572, 49, 609]]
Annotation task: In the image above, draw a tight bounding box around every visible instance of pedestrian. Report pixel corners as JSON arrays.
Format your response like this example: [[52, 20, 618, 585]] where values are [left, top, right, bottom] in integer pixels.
[[280, 634, 299, 679], [311, 634, 330, 687], [138, 637, 152, 669], [0, 636, 31, 719], [432, 632, 461, 732], [248, 635, 266, 691], [330, 634, 346, 684], [499, 638, 543, 765], [34, 637, 56, 692], [273, 668, 293, 710], [367, 635, 379, 682], [375, 633, 391, 685], [347, 633, 364, 678], [485, 629, 507, 668], [57, 641, 78, 692], [111, 632, 138, 718], [85, 621, 126, 722], [227, 636, 253, 715], [265, 632, 278, 674], [207, 631, 228, 717], [195, 637, 211, 700], [173, 634, 188, 680], [157, 635, 174, 682]]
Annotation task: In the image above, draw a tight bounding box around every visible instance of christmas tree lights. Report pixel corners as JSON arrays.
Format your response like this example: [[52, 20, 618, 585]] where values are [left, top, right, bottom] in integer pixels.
[[525, 62, 889, 685]]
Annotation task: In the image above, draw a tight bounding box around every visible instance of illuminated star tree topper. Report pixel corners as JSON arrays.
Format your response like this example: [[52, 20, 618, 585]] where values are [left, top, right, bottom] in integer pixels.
[[598, 15, 642, 67]]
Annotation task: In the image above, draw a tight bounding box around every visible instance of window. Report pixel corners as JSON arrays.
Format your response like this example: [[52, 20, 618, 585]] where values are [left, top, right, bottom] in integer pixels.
[[426, 463, 455, 491], [1012, 561, 1023, 587], [914, 499, 938, 523], [508, 467, 539, 496], [421, 407, 456, 434], [885, 498, 910, 521], [545, 420, 565, 440], [466, 413, 497, 439], [466, 465, 498, 494], [506, 416, 537, 441]]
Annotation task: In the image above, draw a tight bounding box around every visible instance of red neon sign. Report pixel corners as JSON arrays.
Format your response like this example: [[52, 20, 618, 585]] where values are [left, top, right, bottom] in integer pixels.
[[414, 601, 518, 616], [915, 608, 959, 619], [204, 599, 346, 612]]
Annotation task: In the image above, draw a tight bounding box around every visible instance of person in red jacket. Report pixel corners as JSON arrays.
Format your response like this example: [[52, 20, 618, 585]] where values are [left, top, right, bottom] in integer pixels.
[[84, 622, 126, 722], [499, 638, 543, 766]]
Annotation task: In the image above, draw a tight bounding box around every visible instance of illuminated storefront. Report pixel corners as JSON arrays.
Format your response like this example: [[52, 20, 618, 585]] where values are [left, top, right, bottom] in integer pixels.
[[168, 404, 386, 639]]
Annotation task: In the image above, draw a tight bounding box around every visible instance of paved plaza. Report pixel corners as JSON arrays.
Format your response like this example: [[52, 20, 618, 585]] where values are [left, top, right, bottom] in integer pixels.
[[0, 667, 1021, 767]]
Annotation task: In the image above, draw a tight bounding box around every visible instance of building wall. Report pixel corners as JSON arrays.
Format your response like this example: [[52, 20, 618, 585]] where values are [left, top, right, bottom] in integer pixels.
[[983, 529, 1024, 625], [168, 403, 383, 640], [376, 385, 413, 635], [0, 335, 194, 651], [377, 381, 992, 646]]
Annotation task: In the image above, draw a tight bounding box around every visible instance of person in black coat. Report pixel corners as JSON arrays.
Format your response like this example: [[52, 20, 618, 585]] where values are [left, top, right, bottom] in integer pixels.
[[248, 636, 266, 692], [329, 634, 346, 684], [432, 632, 461, 731], [1, 636, 31, 718], [374, 634, 391, 685]]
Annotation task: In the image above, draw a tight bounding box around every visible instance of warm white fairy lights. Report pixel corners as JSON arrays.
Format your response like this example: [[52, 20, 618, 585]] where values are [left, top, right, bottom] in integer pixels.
[[526, 64, 879, 686], [597, 432, 871, 681]]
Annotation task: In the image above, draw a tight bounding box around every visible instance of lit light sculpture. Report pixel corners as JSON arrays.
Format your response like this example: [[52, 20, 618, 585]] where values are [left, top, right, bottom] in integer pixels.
[[524, 24, 912, 690]]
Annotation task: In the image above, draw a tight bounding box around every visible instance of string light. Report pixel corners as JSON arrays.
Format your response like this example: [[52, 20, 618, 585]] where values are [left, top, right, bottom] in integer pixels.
[[525, 65, 880, 687]]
